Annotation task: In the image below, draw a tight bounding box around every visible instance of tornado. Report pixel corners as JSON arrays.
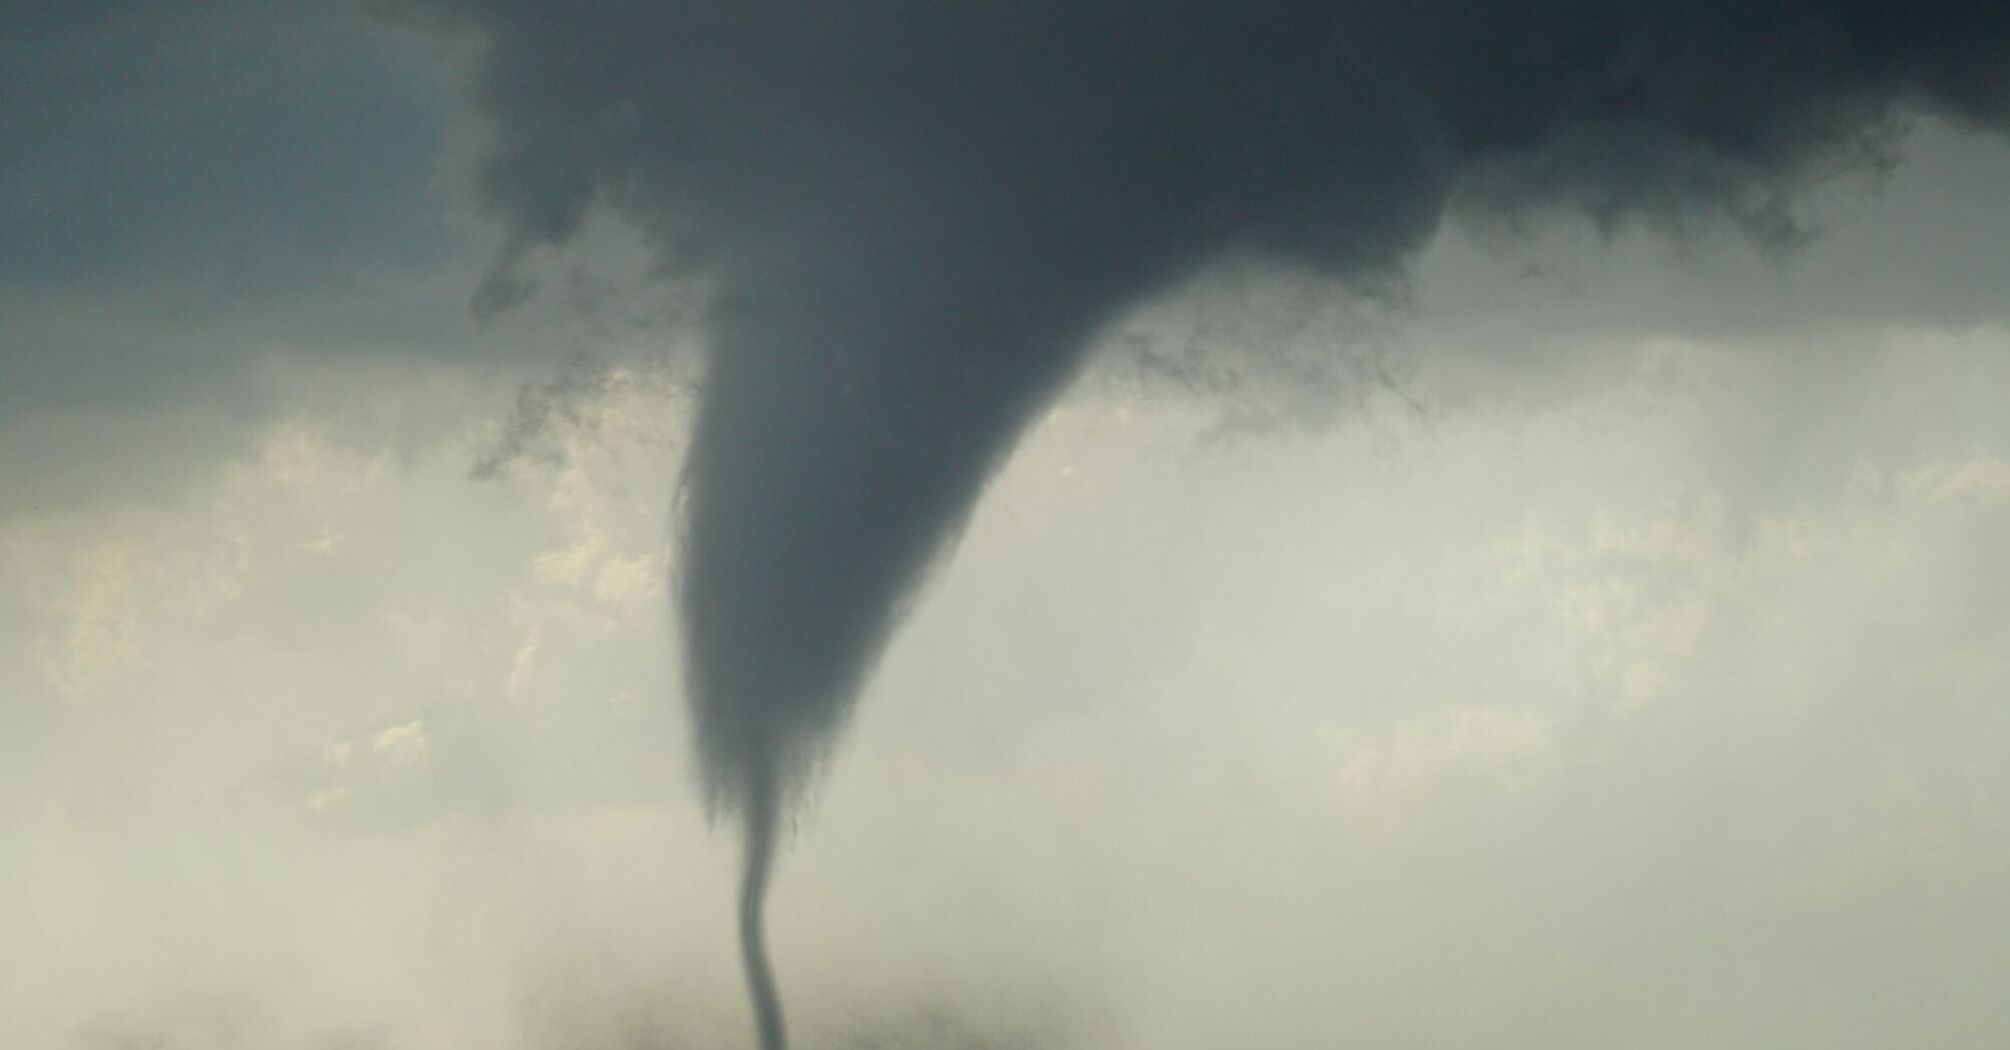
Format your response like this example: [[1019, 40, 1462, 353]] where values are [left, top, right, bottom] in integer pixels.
[[395, 2, 2010, 1046], [679, 231, 1177, 1050]]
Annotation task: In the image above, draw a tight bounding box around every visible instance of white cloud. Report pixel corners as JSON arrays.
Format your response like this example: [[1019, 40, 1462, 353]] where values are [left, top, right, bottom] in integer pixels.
[[1893, 451, 2010, 506], [33, 542, 159, 697], [374, 720, 431, 764], [5, 320, 2010, 1048]]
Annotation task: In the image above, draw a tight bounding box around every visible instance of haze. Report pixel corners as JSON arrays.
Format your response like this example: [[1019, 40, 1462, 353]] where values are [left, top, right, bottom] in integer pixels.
[[4, 4, 2010, 1049]]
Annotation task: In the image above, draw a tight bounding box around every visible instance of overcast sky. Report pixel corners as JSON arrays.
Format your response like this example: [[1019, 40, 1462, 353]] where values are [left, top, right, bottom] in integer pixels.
[[5, 5, 2010, 1049]]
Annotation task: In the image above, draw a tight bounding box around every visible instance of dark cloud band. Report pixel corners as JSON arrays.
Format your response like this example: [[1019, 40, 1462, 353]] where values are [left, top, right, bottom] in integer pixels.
[[389, 3, 2010, 1047]]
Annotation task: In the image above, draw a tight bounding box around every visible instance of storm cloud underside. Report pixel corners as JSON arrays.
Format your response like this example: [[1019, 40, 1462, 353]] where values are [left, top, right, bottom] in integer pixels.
[[395, 3, 2010, 1047]]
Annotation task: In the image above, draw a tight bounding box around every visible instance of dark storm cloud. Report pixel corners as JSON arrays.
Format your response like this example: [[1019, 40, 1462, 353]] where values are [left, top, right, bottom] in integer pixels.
[[391, 3, 2009, 1047], [2, 4, 439, 288], [0, 0, 462, 417], [1420, 117, 2010, 347]]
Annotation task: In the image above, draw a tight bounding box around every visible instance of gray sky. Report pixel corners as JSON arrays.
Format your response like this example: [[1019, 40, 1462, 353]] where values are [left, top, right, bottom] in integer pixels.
[[4, 4, 2010, 1049]]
